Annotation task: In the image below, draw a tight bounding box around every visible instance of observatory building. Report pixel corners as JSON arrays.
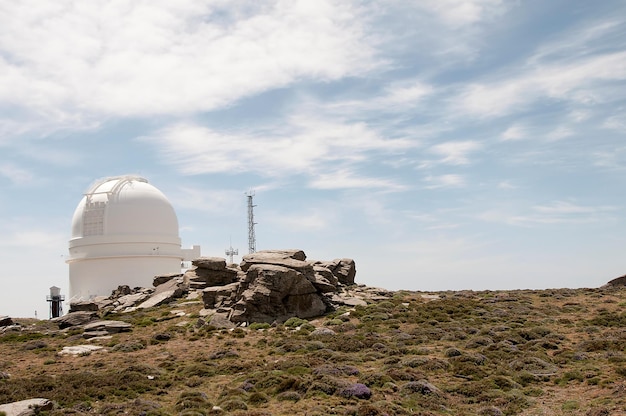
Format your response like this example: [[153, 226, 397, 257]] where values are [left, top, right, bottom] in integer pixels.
[[67, 175, 200, 301]]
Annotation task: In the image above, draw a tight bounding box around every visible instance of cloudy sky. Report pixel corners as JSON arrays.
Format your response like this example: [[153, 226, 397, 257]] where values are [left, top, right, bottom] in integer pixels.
[[1, 0, 625, 318]]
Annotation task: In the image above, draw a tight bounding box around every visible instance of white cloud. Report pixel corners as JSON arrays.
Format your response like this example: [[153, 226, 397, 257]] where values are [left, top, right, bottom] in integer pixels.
[[0, 164, 34, 185], [500, 124, 526, 141], [0, 0, 378, 126], [478, 201, 618, 226], [430, 140, 482, 165], [309, 169, 405, 190], [416, 0, 506, 27], [423, 174, 466, 189], [603, 114, 626, 131], [545, 126, 574, 141], [497, 180, 516, 190], [456, 51, 626, 118], [144, 117, 416, 181], [322, 79, 434, 118]]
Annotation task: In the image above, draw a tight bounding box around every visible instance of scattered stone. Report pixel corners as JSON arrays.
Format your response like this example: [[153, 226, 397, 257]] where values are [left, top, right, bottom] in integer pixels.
[[83, 320, 132, 334], [58, 345, 103, 356], [209, 313, 236, 329], [82, 330, 109, 339], [0, 398, 54, 416], [52, 311, 98, 329]]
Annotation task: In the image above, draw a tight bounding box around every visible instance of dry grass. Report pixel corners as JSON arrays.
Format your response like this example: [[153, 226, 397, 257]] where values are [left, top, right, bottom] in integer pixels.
[[1, 287, 626, 415]]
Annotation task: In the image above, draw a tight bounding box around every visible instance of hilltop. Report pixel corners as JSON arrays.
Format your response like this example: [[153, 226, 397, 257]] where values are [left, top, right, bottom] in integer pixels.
[[1, 282, 626, 415]]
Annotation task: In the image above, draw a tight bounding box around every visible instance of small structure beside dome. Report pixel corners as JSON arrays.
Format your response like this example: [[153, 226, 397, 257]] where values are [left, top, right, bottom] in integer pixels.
[[67, 175, 200, 301]]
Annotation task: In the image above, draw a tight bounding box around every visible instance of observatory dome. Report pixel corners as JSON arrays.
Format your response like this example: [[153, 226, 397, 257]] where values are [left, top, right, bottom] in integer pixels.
[[67, 175, 183, 301]]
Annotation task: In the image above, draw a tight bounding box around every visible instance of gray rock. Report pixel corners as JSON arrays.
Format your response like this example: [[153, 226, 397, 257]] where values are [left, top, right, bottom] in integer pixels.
[[0, 315, 14, 326], [313, 265, 339, 286], [111, 285, 132, 297], [202, 283, 240, 309], [153, 273, 183, 287], [310, 273, 339, 293], [51, 311, 98, 329], [136, 276, 187, 309], [185, 267, 238, 289], [114, 292, 151, 311], [0, 398, 54, 416], [69, 300, 99, 312], [240, 250, 312, 273], [83, 320, 132, 333], [58, 345, 103, 356], [331, 258, 356, 285], [208, 313, 236, 329], [193, 257, 227, 270], [231, 264, 326, 323]]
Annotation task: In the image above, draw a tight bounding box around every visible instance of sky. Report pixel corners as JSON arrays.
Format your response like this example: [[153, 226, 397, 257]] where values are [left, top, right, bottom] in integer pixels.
[[1, 0, 625, 318]]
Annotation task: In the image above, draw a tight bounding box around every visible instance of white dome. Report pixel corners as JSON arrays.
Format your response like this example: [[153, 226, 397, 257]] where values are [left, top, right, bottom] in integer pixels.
[[70, 176, 179, 239], [67, 175, 183, 300]]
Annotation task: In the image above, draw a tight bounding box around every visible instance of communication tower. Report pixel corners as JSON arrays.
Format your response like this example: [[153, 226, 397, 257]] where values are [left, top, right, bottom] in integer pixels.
[[46, 286, 65, 318], [225, 238, 238, 265], [246, 191, 257, 254]]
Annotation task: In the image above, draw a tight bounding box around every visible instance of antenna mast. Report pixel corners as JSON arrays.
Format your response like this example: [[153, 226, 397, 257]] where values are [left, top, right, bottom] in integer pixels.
[[225, 238, 238, 265], [246, 191, 257, 254]]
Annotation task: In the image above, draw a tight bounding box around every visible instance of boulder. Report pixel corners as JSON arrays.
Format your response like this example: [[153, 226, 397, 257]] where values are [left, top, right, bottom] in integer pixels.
[[202, 283, 240, 309], [331, 258, 356, 286], [136, 276, 187, 309], [0, 315, 14, 327], [111, 285, 132, 297], [185, 267, 238, 289], [208, 313, 236, 329], [114, 292, 151, 311], [240, 250, 312, 273], [231, 264, 326, 323], [153, 273, 183, 287], [83, 320, 132, 334], [0, 398, 54, 415], [52, 311, 98, 329], [58, 345, 103, 356], [69, 300, 99, 313], [604, 274, 626, 288], [193, 257, 228, 270]]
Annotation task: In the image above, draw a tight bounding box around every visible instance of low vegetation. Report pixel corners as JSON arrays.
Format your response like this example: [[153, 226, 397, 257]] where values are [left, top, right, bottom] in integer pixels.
[[2, 286, 626, 415]]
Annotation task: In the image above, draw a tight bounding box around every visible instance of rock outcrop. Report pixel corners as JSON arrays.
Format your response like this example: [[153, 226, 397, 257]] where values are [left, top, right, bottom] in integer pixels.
[[185, 257, 240, 289], [199, 249, 357, 324], [52, 248, 360, 327], [604, 274, 626, 288]]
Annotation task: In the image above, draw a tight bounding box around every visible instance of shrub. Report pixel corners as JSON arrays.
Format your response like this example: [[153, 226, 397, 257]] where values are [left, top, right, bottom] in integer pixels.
[[276, 390, 301, 401], [249, 322, 271, 330], [284, 317, 307, 328], [338, 383, 372, 400]]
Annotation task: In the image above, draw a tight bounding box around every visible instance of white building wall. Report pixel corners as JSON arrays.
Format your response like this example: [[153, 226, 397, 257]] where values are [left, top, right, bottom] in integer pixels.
[[69, 256, 181, 300]]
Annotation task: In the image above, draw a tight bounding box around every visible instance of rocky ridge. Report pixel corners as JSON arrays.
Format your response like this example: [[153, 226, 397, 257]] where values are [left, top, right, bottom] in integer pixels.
[[49, 249, 390, 332]]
